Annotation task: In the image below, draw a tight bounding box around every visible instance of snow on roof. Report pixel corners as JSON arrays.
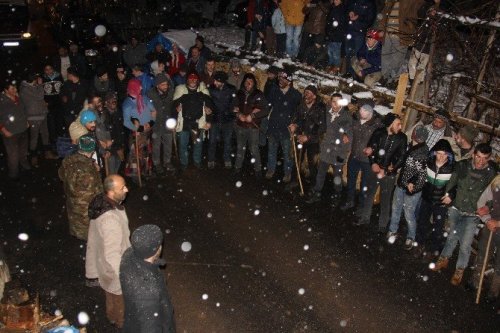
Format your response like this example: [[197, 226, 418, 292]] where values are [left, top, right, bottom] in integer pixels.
[[353, 91, 374, 99], [439, 12, 500, 29], [374, 105, 392, 116]]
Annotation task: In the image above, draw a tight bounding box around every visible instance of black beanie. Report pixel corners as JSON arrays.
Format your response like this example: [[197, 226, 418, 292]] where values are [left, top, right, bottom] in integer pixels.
[[131, 224, 163, 259], [304, 85, 318, 96], [383, 113, 398, 127]]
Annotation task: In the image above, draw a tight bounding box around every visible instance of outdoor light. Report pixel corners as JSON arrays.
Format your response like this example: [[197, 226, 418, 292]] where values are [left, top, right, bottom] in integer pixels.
[[22, 32, 31, 38]]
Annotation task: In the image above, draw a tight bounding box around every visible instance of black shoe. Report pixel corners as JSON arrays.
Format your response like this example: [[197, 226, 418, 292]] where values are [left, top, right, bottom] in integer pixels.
[[353, 218, 369, 226], [340, 201, 354, 211], [154, 165, 165, 176]]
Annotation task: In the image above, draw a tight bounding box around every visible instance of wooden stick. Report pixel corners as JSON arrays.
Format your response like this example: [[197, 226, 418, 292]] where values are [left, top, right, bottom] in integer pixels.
[[135, 132, 142, 187], [104, 155, 109, 177], [290, 132, 304, 196], [475, 230, 494, 304]]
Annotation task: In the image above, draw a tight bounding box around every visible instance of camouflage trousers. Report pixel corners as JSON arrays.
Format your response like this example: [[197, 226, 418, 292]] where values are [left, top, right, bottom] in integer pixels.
[[66, 199, 90, 241]]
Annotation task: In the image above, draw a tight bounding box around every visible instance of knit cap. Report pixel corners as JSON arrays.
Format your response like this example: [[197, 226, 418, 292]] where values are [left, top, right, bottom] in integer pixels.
[[78, 134, 96, 153], [131, 224, 163, 259], [414, 125, 429, 143], [383, 113, 398, 127], [458, 125, 479, 144]]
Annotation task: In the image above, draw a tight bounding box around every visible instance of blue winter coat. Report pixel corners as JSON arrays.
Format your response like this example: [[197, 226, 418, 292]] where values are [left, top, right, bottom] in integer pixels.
[[356, 42, 382, 75]]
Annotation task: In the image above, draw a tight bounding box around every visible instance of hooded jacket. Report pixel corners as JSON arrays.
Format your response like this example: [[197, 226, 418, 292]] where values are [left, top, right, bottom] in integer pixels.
[[85, 193, 131, 295], [421, 139, 455, 203], [233, 74, 270, 129]]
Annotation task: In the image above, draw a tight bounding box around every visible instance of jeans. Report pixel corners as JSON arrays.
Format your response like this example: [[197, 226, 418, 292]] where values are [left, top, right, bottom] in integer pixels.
[[286, 24, 302, 58], [107, 154, 122, 175], [235, 126, 261, 170], [327, 42, 342, 67], [152, 129, 173, 166], [346, 157, 371, 205], [356, 171, 397, 228], [440, 207, 480, 269], [177, 130, 203, 167], [415, 198, 448, 252], [388, 186, 422, 240], [208, 122, 233, 163], [2, 130, 29, 178], [345, 34, 364, 74], [313, 160, 343, 193], [267, 135, 292, 175]]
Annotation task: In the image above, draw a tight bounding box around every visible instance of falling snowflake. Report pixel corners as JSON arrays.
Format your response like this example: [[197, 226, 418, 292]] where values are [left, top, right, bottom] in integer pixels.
[[303, 244, 309, 250], [18, 233, 29, 241], [207, 213, 213, 218], [298, 288, 305, 295], [77, 311, 90, 325], [346, 34, 352, 40], [340, 320, 347, 327], [181, 242, 192, 252], [254, 210, 260, 216], [428, 263, 436, 270], [262, 190, 268, 196], [202, 294, 209, 300], [446, 53, 454, 62], [235, 181, 242, 188], [143, 195, 149, 201], [387, 235, 396, 244]]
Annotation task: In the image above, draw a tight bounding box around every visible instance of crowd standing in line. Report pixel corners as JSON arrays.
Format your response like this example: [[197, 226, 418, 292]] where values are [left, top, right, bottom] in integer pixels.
[[1, 0, 499, 328]]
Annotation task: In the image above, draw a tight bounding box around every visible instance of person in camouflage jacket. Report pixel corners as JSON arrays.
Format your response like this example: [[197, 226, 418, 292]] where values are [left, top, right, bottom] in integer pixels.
[[58, 135, 103, 241]]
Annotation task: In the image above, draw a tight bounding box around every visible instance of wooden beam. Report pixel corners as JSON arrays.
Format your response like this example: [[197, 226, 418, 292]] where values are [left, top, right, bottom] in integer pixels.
[[393, 73, 408, 116]]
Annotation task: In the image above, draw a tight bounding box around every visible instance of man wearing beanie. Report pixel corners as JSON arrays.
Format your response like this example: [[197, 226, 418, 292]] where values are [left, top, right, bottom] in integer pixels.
[[266, 69, 302, 183], [120, 224, 176, 332], [355, 112, 407, 229], [423, 108, 452, 150], [450, 124, 479, 161], [341, 100, 382, 211], [387, 125, 429, 250], [58, 134, 103, 240], [306, 93, 352, 204], [147, 73, 175, 174], [208, 71, 237, 169], [289, 85, 326, 181]]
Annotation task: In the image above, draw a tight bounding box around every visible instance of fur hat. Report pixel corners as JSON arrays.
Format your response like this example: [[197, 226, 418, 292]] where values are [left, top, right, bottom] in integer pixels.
[[131, 224, 163, 259], [78, 134, 96, 153], [458, 125, 479, 144]]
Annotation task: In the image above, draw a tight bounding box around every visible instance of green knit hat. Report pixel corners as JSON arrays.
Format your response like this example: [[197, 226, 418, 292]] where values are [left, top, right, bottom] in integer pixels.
[[78, 134, 96, 153]]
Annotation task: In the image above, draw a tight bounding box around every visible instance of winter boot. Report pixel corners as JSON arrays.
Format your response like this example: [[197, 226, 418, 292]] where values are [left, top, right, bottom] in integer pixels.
[[432, 257, 449, 271], [451, 268, 465, 286]]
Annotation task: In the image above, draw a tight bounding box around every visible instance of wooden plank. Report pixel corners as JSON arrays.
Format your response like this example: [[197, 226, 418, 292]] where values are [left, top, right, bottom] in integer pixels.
[[393, 73, 409, 116]]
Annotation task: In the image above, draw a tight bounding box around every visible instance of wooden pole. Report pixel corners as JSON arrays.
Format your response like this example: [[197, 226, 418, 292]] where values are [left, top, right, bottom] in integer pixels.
[[135, 133, 142, 187], [290, 133, 304, 196], [476, 230, 494, 304], [104, 156, 110, 177], [403, 69, 422, 132], [445, 76, 461, 114], [466, 3, 500, 120], [393, 73, 409, 117]]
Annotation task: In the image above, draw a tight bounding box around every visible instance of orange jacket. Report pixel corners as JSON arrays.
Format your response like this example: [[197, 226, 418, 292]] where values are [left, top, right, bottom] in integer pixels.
[[281, 0, 310, 26]]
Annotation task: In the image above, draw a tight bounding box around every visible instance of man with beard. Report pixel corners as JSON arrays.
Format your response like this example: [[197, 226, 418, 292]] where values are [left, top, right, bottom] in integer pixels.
[[86, 174, 131, 328], [90, 67, 116, 100], [232, 73, 269, 177], [306, 93, 352, 204], [355, 113, 407, 229], [289, 85, 326, 182], [207, 71, 236, 169], [147, 74, 175, 174], [103, 92, 125, 174], [186, 47, 206, 76], [341, 101, 381, 211], [59, 134, 103, 240], [173, 72, 214, 170], [266, 70, 301, 183]]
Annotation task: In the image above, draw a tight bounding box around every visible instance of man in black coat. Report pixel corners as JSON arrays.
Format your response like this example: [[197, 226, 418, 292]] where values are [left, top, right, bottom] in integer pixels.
[[120, 224, 176, 333], [355, 112, 407, 230], [208, 71, 236, 169], [60, 67, 88, 129]]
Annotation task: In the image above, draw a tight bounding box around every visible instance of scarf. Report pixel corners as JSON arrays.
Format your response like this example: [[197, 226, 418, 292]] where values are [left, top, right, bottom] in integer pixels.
[[127, 78, 144, 115]]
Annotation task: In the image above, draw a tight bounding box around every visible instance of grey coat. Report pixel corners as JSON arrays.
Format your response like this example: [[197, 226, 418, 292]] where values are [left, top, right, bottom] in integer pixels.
[[319, 107, 353, 165], [19, 81, 48, 121], [350, 114, 382, 163], [147, 82, 174, 134]]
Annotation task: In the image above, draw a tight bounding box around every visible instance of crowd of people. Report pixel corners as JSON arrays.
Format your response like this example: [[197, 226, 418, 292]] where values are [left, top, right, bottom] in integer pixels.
[[243, 0, 440, 88], [1, 2, 499, 328]]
